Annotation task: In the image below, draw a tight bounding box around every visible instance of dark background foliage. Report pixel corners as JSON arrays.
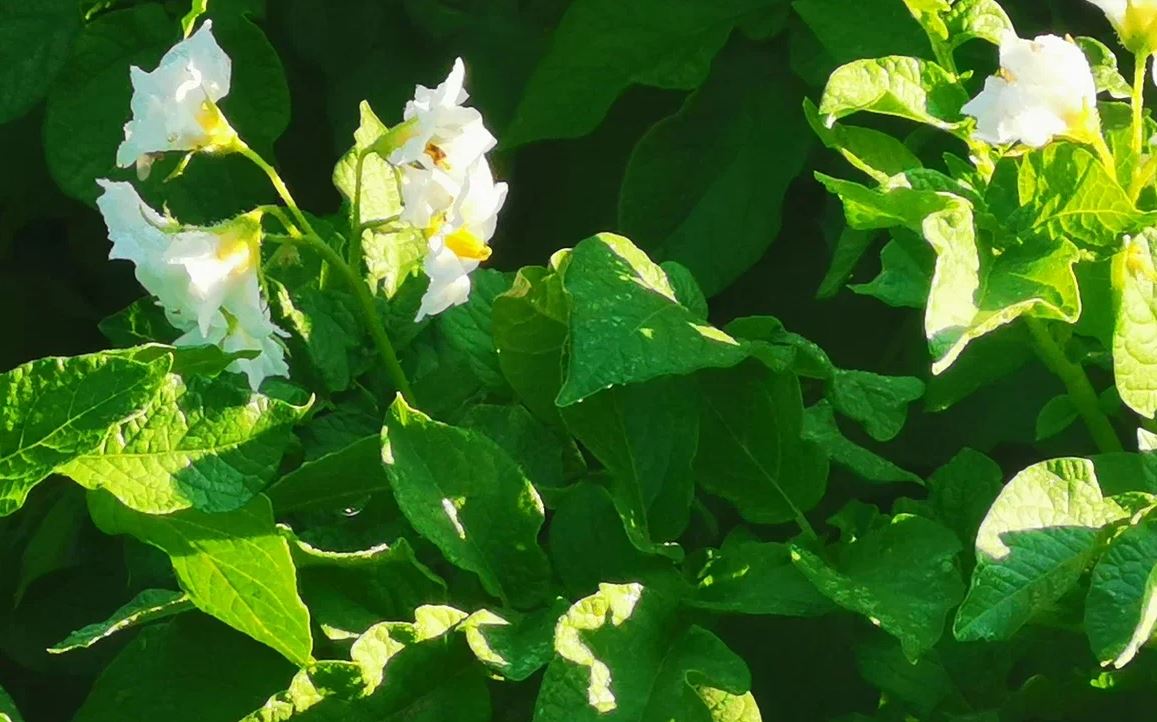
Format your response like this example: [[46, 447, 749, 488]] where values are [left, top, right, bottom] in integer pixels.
[[0, 1, 1150, 720]]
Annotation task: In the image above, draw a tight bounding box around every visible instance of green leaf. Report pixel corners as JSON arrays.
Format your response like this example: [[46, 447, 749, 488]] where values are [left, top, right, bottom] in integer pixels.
[[1114, 230, 1157, 418], [688, 535, 836, 617], [288, 533, 448, 641], [854, 633, 956, 716], [695, 362, 830, 524], [59, 373, 307, 515], [267, 436, 390, 514], [943, 0, 1012, 47], [563, 377, 698, 548], [210, 12, 290, 147], [818, 173, 1060, 374], [461, 601, 569, 682], [459, 404, 570, 495], [661, 261, 709, 320], [1035, 395, 1078, 441], [558, 234, 748, 405], [901, 0, 949, 42], [99, 298, 181, 346], [548, 483, 676, 597], [830, 369, 924, 442], [334, 102, 425, 298], [0, 683, 22, 722], [246, 607, 490, 721], [817, 56, 967, 131], [506, 0, 782, 145], [725, 315, 833, 379], [0, 351, 169, 516], [792, 513, 964, 660], [803, 402, 922, 485], [926, 212, 1081, 375], [493, 265, 570, 427], [533, 583, 762, 721], [48, 588, 193, 654], [73, 615, 294, 722], [794, 0, 930, 67], [1078, 37, 1131, 99], [955, 458, 1128, 641], [272, 283, 365, 394], [619, 42, 811, 296], [439, 269, 514, 391], [805, 99, 923, 184], [1085, 518, 1157, 668], [0, 0, 81, 123], [1006, 144, 1142, 252], [1140, 428, 1157, 451], [381, 395, 551, 608], [817, 227, 879, 299], [924, 448, 1003, 546], [849, 232, 933, 309], [88, 492, 314, 665]]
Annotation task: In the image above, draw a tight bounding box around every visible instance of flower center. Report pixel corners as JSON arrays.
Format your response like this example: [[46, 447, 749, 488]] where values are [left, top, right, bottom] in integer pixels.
[[196, 101, 237, 148], [444, 228, 491, 261], [215, 230, 257, 275]]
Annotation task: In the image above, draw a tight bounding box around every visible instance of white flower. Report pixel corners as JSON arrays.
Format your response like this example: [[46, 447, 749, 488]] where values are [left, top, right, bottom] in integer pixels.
[[389, 58, 497, 175], [962, 33, 1100, 148], [178, 310, 290, 391], [117, 21, 235, 176], [1087, 0, 1157, 54], [415, 161, 508, 321], [96, 180, 288, 389], [398, 165, 459, 233]]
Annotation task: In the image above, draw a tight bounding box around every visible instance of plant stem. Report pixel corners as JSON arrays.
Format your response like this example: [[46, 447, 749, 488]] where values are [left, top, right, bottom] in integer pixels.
[[1026, 319, 1122, 453], [241, 145, 415, 404], [1090, 133, 1119, 182], [1128, 153, 1157, 202], [269, 233, 415, 404], [1134, 52, 1149, 157], [237, 142, 317, 241]]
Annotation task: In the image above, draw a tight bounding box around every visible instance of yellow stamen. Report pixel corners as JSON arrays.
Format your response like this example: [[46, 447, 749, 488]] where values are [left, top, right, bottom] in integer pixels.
[[444, 228, 491, 261]]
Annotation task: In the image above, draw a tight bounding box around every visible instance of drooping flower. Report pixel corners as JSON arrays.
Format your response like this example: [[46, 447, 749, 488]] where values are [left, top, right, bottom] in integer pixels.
[[116, 21, 236, 177], [96, 180, 288, 389], [178, 308, 290, 391], [961, 33, 1100, 148], [415, 160, 508, 321], [1086, 0, 1157, 55], [389, 58, 497, 174]]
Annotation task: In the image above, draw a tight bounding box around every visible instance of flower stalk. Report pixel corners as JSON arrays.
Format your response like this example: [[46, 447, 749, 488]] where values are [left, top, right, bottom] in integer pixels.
[[1026, 319, 1124, 453]]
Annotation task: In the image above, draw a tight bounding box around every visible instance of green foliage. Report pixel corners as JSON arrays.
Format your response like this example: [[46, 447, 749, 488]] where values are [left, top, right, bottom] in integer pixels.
[[9, 1, 1157, 720]]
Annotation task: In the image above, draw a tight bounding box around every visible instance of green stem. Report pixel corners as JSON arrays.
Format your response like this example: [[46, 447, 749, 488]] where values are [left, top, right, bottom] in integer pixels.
[[237, 142, 317, 240], [1090, 133, 1120, 182], [241, 144, 415, 404], [1134, 52, 1149, 157], [1026, 319, 1123, 453], [269, 233, 415, 404], [1129, 154, 1157, 202]]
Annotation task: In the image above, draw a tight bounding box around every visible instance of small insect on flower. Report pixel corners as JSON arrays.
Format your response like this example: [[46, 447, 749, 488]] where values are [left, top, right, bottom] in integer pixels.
[[116, 21, 237, 179], [389, 57, 497, 174], [97, 180, 288, 389], [961, 33, 1101, 148]]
